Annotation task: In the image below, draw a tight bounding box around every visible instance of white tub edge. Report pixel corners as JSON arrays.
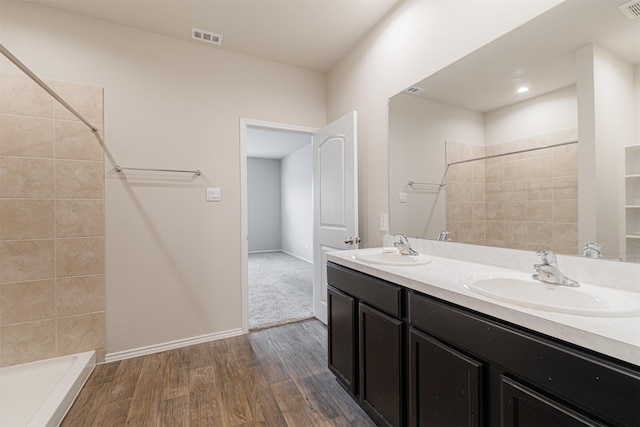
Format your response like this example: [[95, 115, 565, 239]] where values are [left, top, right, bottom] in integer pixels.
[[27, 350, 96, 427]]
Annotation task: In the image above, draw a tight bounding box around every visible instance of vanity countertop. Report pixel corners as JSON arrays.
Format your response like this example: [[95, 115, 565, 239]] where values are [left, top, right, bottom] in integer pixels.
[[327, 247, 640, 367]]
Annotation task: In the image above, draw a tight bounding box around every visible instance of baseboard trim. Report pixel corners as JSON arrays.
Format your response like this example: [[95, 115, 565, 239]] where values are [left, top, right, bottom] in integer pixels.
[[104, 328, 244, 362], [280, 250, 312, 264]]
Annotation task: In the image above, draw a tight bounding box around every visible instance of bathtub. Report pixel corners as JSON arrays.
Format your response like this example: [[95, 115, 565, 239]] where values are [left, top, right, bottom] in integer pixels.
[[0, 351, 95, 427]]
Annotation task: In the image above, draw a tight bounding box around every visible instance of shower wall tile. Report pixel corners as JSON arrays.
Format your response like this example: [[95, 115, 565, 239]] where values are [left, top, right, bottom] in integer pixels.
[[55, 121, 104, 161], [51, 81, 104, 125], [553, 175, 578, 199], [0, 240, 55, 283], [1, 319, 56, 367], [0, 157, 54, 198], [56, 199, 104, 237], [553, 199, 578, 223], [0, 115, 54, 158], [0, 279, 55, 324], [527, 178, 553, 200], [57, 312, 105, 356], [56, 237, 104, 277], [0, 73, 105, 367], [0, 73, 54, 119], [504, 200, 526, 221], [55, 160, 104, 199], [0, 199, 54, 239], [526, 154, 553, 179], [56, 275, 105, 317], [527, 200, 553, 222]]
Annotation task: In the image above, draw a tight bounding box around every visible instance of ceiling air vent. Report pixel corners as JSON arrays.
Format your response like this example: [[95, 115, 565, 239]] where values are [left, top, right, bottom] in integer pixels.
[[619, 0, 640, 19], [191, 28, 223, 45], [405, 86, 426, 95]]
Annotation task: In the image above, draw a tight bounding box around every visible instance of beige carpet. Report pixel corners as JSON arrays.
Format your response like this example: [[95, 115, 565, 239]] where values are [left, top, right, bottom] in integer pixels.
[[248, 251, 313, 329]]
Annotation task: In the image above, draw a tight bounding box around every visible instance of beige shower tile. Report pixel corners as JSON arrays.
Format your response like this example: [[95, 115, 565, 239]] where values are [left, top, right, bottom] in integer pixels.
[[55, 121, 104, 161], [527, 200, 553, 222], [446, 182, 472, 202], [447, 202, 472, 222], [0, 240, 55, 284], [55, 160, 104, 199], [485, 221, 504, 241], [0, 73, 54, 118], [505, 221, 527, 242], [470, 221, 485, 242], [553, 243, 579, 257], [471, 162, 485, 183], [552, 150, 578, 177], [51, 81, 103, 125], [485, 162, 503, 183], [0, 157, 54, 198], [526, 155, 553, 179], [527, 178, 553, 200], [503, 180, 526, 201], [1, 319, 56, 367], [504, 240, 528, 250], [503, 159, 526, 181], [553, 223, 578, 245], [56, 199, 104, 237], [485, 201, 504, 221], [553, 175, 578, 200], [504, 201, 526, 221], [0, 115, 54, 158], [56, 237, 104, 277], [553, 199, 578, 223], [503, 139, 529, 161], [0, 199, 54, 239], [57, 312, 105, 355], [471, 183, 485, 201], [485, 182, 504, 201], [485, 143, 504, 164], [446, 164, 464, 183], [57, 275, 104, 317], [527, 222, 553, 245], [471, 201, 485, 221], [0, 280, 55, 325]]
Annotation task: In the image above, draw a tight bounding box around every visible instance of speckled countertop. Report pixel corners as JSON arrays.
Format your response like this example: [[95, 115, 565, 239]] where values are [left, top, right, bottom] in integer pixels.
[[327, 247, 640, 367]]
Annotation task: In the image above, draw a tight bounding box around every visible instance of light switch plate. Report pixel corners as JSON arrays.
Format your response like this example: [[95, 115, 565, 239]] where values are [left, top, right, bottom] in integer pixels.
[[206, 187, 221, 202], [399, 192, 407, 203]]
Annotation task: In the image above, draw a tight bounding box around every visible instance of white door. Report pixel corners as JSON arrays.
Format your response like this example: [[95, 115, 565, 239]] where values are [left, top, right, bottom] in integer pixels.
[[313, 111, 359, 324]]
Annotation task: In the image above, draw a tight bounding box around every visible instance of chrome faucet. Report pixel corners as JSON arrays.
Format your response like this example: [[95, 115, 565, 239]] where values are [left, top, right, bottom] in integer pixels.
[[532, 250, 579, 287], [393, 234, 419, 256], [583, 242, 603, 258], [437, 231, 451, 242]]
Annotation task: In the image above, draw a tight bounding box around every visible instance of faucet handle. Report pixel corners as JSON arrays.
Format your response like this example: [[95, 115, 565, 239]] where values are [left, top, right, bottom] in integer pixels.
[[536, 249, 557, 266]]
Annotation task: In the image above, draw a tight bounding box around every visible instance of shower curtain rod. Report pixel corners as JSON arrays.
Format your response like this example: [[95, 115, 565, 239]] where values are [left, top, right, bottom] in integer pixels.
[[0, 43, 98, 133], [447, 140, 578, 167]]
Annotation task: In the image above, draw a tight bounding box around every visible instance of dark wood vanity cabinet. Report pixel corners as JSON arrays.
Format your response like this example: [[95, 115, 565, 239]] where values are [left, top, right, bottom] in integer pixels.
[[327, 262, 640, 427], [327, 263, 405, 427]]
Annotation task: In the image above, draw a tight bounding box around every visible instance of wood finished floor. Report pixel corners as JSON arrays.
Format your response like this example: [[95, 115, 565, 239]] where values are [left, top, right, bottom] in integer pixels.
[[61, 320, 375, 426]]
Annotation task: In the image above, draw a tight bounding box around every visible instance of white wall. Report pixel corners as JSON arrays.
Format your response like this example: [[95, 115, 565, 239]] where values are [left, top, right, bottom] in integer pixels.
[[577, 44, 635, 259], [281, 144, 313, 261], [484, 85, 577, 144], [248, 158, 281, 252], [0, 1, 325, 354], [388, 94, 484, 238], [326, 0, 563, 247]]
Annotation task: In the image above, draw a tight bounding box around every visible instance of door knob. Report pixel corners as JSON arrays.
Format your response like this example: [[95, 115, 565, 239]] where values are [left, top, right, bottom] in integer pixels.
[[344, 236, 361, 245]]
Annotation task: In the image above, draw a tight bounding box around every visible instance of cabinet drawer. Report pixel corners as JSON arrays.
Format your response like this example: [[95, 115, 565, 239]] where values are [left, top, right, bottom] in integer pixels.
[[408, 291, 640, 427], [327, 263, 403, 318]]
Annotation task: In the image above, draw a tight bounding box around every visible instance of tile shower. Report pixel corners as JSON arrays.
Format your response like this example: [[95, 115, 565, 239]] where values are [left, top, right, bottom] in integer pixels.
[[0, 72, 105, 367], [446, 129, 579, 255]]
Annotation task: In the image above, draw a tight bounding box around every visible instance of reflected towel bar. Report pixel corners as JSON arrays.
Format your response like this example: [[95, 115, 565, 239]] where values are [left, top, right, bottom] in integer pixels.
[[114, 166, 202, 176], [408, 181, 445, 189]]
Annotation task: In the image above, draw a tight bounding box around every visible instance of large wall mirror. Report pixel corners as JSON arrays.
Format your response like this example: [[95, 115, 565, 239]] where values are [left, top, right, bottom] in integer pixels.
[[388, 0, 640, 263]]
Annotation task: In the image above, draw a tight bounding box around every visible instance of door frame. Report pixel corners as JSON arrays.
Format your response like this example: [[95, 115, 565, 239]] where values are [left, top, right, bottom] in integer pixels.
[[239, 118, 318, 333]]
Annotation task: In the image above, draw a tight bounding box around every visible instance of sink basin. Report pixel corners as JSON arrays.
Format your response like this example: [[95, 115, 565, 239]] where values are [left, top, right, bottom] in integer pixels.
[[355, 250, 432, 266], [461, 272, 640, 317]]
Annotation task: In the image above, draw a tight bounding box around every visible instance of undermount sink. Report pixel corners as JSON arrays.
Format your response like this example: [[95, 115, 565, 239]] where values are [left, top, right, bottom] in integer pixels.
[[355, 250, 432, 266], [461, 272, 640, 317]]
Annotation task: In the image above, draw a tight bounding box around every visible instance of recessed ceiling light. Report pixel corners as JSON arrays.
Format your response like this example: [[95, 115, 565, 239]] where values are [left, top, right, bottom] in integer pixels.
[[517, 86, 529, 94]]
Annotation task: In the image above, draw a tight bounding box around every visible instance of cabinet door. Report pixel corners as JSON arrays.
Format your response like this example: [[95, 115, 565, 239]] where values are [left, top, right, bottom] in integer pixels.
[[359, 302, 403, 427], [501, 376, 604, 427], [328, 286, 357, 394], [409, 327, 482, 427]]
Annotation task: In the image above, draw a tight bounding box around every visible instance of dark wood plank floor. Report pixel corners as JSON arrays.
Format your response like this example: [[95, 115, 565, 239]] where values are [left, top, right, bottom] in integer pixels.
[[62, 320, 375, 426]]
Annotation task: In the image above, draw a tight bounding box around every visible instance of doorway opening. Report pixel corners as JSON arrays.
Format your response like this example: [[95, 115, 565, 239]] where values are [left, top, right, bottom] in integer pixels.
[[241, 120, 316, 331]]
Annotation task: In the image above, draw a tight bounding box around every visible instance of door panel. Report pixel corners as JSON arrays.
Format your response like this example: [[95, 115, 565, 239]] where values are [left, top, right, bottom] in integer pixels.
[[313, 111, 358, 324]]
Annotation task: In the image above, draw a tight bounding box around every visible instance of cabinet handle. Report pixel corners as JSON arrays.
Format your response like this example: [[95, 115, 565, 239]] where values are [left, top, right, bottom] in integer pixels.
[[344, 236, 361, 245]]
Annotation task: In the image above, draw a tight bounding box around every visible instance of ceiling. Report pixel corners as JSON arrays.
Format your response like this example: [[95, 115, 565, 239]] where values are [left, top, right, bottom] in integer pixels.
[[22, 0, 399, 72], [403, 0, 640, 112], [247, 126, 311, 159]]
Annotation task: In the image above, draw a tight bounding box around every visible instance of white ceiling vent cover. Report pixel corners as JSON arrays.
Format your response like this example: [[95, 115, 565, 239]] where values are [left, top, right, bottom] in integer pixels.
[[619, 0, 640, 19], [191, 28, 223, 45], [405, 86, 426, 95]]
